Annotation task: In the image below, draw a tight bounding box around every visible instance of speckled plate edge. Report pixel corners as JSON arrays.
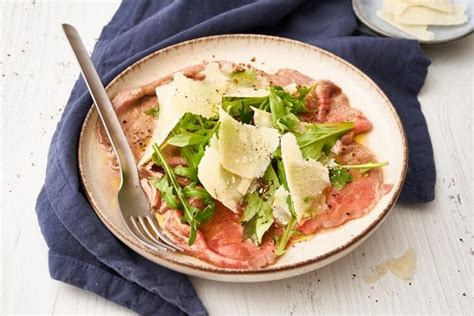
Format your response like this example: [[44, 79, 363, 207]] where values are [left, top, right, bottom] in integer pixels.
[[78, 34, 408, 282], [352, 0, 474, 44]]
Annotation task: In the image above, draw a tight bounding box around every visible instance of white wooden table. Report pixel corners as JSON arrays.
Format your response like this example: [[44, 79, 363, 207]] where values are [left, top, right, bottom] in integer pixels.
[[1, 1, 472, 314]]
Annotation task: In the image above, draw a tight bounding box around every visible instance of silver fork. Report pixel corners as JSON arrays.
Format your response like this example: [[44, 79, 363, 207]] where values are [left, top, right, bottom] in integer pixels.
[[63, 24, 182, 253]]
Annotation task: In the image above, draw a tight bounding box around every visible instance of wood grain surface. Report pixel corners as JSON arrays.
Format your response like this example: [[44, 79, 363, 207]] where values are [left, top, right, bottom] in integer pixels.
[[1, 1, 472, 315]]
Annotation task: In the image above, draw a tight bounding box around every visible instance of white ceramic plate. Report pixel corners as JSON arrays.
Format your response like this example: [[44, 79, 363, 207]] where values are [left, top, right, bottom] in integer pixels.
[[353, 0, 474, 44], [78, 34, 407, 282]]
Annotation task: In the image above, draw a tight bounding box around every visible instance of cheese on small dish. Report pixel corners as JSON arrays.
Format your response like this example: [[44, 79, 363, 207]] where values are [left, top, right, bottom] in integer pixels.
[[217, 108, 280, 179], [382, 0, 410, 15], [377, 0, 468, 41], [400, 0, 454, 13], [281, 133, 330, 222], [272, 186, 291, 225], [383, 0, 455, 15], [377, 10, 435, 41], [394, 4, 467, 25], [198, 137, 252, 212]]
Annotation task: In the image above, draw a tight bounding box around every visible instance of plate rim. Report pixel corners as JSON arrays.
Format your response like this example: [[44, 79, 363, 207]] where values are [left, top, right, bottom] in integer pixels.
[[352, 0, 474, 45], [78, 33, 408, 276]]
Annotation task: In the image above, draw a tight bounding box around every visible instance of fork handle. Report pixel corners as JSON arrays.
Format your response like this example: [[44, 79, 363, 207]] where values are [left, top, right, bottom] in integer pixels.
[[62, 24, 138, 182]]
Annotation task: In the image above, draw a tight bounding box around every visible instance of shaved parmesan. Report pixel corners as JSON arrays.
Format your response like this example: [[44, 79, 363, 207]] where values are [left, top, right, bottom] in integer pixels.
[[394, 4, 467, 25], [138, 83, 182, 166], [217, 108, 280, 179], [251, 106, 274, 128], [377, 10, 435, 41], [224, 87, 269, 98], [272, 186, 291, 225], [283, 83, 298, 94], [402, 0, 454, 13], [197, 137, 252, 212], [281, 133, 330, 222], [138, 63, 229, 165], [139, 63, 276, 165]]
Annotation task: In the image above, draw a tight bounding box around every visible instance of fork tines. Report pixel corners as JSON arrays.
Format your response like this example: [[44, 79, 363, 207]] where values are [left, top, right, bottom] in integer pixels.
[[128, 216, 182, 252]]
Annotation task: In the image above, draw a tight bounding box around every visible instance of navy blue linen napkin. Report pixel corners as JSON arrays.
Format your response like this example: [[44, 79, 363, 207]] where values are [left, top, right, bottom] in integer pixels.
[[36, 0, 435, 315]]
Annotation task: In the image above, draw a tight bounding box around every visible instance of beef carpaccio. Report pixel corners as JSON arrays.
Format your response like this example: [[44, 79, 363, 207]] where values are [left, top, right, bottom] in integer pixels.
[[97, 61, 391, 269]]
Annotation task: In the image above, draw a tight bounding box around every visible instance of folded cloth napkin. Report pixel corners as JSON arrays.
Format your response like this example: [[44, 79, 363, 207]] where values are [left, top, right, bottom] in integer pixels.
[[36, 0, 436, 315]]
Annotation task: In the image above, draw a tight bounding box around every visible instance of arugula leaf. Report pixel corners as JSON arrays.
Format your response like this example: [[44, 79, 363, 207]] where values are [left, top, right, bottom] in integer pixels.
[[181, 146, 205, 169], [295, 122, 354, 160], [242, 191, 272, 245], [275, 217, 297, 256], [329, 168, 353, 190], [229, 69, 257, 86], [275, 160, 297, 218], [278, 113, 300, 131], [238, 103, 254, 124], [144, 106, 160, 117], [275, 160, 288, 191], [222, 96, 269, 111], [329, 161, 389, 190], [241, 192, 263, 222], [222, 96, 268, 123], [183, 184, 214, 203], [296, 84, 315, 102], [265, 162, 280, 194], [339, 161, 389, 174], [152, 144, 202, 245], [241, 165, 279, 245], [274, 159, 299, 256], [167, 131, 207, 147], [273, 85, 313, 115], [166, 113, 219, 180], [194, 206, 214, 224], [167, 113, 219, 145], [268, 88, 287, 121], [183, 184, 216, 224], [242, 216, 258, 243], [174, 166, 198, 182], [150, 175, 179, 209], [221, 85, 315, 129], [267, 86, 320, 132], [243, 206, 274, 245], [268, 88, 299, 132]]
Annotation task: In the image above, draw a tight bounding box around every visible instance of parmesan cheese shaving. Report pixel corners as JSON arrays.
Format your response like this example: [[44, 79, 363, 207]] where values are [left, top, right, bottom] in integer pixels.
[[224, 87, 269, 98], [217, 108, 280, 179], [251, 106, 274, 128], [138, 63, 229, 165], [281, 133, 330, 222], [272, 186, 291, 225], [138, 83, 182, 166], [283, 82, 298, 94], [197, 137, 252, 212]]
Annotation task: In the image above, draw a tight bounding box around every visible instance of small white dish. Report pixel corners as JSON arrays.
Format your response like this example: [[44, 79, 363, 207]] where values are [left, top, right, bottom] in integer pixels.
[[352, 0, 474, 44], [78, 34, 407, 282]]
